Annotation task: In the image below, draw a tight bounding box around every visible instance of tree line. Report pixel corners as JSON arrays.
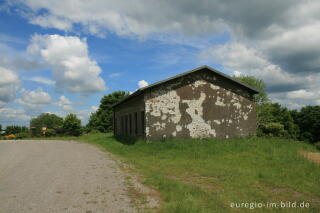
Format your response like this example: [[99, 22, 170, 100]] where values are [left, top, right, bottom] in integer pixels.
[[234, 75, 320, 148], [0, 113, 83, 139]]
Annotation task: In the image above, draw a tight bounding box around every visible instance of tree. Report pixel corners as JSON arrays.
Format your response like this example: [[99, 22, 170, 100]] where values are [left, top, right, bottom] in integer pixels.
[[30, 113, 63, 136], [86, 112, 100, 132], [292, 106, 320, 143], [87, 91, 129, 132], [63, 114, 82, 136], [234, 75, 270, 105], [235, 75, 298, 139], [5, 126, 28, 135], [257, 103, 299, 138]]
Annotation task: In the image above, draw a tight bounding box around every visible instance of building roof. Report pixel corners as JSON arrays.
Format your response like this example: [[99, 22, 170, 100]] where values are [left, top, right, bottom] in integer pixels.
[[112, 65, 259, 108]]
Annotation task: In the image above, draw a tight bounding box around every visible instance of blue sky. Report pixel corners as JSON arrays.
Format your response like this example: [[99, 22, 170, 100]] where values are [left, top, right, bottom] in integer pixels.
[[1, 0, 320, 126]]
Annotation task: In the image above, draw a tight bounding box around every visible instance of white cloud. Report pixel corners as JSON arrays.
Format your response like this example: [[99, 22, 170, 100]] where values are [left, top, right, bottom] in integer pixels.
[[25, 76, 55, 85], [29, 15, 73, 31], [28, 34, 106, 94], [200, 42, 318, 92], [287, 90, 318, 100], [233, 71, 242, 77], [0, 107, 31, 126], [138, 80, 148, 88], [16, 88, 52, 110], [13, 0, 230, 38], [0, 67, 20, 105], [56, 95, 73, 112]]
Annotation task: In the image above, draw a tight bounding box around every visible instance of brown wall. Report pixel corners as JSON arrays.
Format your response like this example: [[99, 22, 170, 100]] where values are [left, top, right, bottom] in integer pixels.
[[144, 70, 257, 140], [114, 94, 145, 137]]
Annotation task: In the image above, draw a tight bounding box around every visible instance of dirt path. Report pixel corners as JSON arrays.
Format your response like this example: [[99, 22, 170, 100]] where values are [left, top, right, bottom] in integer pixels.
[[0, 140, 139, 213]]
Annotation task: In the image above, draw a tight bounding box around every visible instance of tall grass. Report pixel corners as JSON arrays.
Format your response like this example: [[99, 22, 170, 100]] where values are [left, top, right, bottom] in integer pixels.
[[69, 134, 320, 212]]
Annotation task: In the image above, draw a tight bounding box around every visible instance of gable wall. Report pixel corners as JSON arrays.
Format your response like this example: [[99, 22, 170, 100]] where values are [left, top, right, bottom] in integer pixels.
[[144, 70, 256, 139]]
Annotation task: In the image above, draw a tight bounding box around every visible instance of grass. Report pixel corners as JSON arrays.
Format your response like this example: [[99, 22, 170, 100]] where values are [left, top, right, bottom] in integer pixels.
[[29, 134, 320, 212]]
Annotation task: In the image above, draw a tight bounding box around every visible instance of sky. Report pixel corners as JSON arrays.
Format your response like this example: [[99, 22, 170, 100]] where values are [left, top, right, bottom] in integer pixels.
[[1, 0, 320, 127]]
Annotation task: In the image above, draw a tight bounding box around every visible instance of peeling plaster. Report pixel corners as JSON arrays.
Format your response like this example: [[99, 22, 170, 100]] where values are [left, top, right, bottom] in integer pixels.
[[176, 125, 182, 132], [215, 96, 226, 106], [182, 92, 216, 138]]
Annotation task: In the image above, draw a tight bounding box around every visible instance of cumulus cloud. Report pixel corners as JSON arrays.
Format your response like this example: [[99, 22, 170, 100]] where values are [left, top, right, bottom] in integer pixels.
[[27, 34, 106, 94], [200, 42, 312, 92], [29, 15, 73, 31], [0, 107, 31, 126], [138, 80, 148, 88], [25, 76, 55, 85], [0, 39, 45, 72], [16, 88, 52, 110], [0, 67, 20, 106], [7, 0, 320, 108], [56, 95, 73, 112]]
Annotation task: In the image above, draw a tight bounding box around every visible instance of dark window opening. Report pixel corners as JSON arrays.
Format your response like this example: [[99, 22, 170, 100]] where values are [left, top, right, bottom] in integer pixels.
[[129, 114, 132, 135], [141, 111, 145, 134], [121, 116, 124, 134], [134, 112, 138, 135], [125, 115, 128, 135]]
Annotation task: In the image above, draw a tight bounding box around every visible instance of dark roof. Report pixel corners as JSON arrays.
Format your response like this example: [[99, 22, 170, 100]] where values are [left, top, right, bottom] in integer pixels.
[[112, 65, 259, 108]]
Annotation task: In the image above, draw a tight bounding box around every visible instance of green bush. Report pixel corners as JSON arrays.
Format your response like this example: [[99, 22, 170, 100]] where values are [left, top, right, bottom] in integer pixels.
[[315, 142, 320, 150], [15, 132, 29, 139], [45, 129, 56, 137], [63, 114, 82, 136], [260, 122, 286, 137]]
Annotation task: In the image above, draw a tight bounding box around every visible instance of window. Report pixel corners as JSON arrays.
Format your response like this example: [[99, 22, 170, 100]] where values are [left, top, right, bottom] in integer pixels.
[[125, 115, 128, 135], [121, 116, 124, 134], [141, 111, 145, 134], [129, 114, 132, 135], [134, 112, 138, 135]]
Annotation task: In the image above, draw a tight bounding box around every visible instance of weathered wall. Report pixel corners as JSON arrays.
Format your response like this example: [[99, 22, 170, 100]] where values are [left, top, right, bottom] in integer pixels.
[[114, 94, 145, 137], [144, 70, 256, 139]]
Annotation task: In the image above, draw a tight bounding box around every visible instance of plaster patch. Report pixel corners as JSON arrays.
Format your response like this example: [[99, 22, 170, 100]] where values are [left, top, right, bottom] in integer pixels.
[[182, 92, 216, 138], [194, 80, 207, 88], [210, 84, 219, 90], [233, 102, 241, 109], [176, 125, 182, 132], [147, 89, 181, 124], [215, 96, 226, 106], [213, 120, 221, 125]]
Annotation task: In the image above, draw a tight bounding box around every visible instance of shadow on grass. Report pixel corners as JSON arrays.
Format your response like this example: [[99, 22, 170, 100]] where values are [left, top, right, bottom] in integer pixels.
[[113, 135, 139, 145]]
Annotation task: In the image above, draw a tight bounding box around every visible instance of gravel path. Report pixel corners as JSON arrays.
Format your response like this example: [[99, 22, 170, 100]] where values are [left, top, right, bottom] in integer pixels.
[[0, 140, 138, 213]]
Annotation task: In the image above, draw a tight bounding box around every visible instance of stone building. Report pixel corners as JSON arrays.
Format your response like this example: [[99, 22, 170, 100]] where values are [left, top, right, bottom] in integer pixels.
[[112, 65, 259, 140]]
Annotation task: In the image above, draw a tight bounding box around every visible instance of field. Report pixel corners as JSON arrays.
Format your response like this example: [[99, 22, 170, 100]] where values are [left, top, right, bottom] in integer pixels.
[[39, 134, 320, 212]]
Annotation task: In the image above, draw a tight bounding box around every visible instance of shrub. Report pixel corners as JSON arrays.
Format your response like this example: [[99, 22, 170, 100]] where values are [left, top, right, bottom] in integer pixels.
[[260, 122, 286, 137], [15, 132, 29, 139], [315, 142, 320, 150], [63, 114, 82, 136], [45, 129, 56, 137]]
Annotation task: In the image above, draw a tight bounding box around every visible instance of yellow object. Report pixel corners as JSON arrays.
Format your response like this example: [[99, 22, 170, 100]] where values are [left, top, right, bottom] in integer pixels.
[[4, 134, 16, 140]]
